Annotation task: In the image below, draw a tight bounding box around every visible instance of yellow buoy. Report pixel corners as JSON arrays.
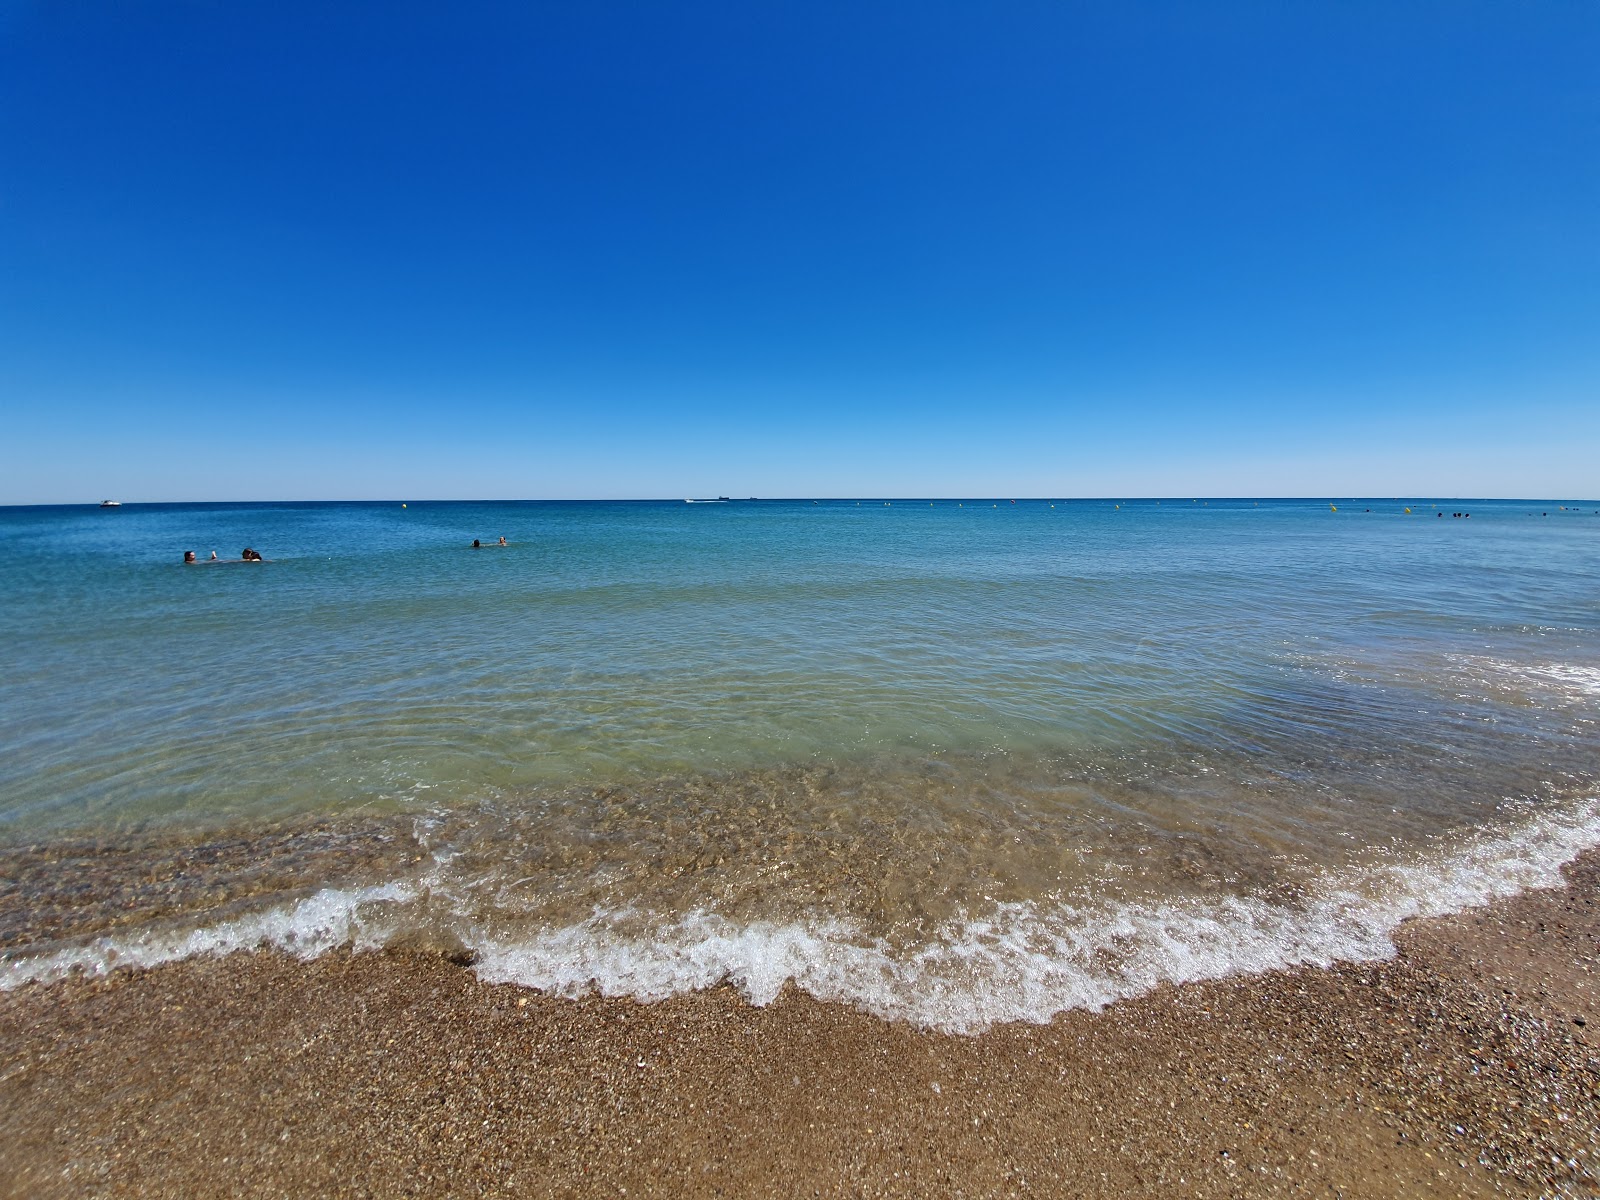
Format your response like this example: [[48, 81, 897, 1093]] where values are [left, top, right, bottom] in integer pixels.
[[1330, 504, 1337, 512], [1404, 507, 1411, 513], [401, 503, 407, 508]]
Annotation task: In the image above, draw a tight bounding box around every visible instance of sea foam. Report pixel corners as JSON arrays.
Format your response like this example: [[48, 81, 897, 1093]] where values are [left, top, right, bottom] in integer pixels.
[[6, 801, 1599, 1034]]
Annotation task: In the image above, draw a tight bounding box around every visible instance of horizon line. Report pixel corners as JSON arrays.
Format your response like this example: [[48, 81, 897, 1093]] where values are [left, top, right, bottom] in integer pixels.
[[7, 495, 1600, 509]]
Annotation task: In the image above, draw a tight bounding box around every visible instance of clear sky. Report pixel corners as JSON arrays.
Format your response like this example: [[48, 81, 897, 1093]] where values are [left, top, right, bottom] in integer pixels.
[[2, 2, 1596, 503]]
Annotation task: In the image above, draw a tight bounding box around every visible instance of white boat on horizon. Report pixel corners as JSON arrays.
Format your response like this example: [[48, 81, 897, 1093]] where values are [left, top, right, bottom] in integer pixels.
[[99, 500, 121, 508]]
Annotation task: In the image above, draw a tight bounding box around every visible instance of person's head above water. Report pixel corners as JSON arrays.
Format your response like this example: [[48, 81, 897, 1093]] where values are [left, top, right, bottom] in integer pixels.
[[472, 539, 481, 548], [242, 548, 261, 561], [498, 536, 506, 546], [183, 550, 196, 563]]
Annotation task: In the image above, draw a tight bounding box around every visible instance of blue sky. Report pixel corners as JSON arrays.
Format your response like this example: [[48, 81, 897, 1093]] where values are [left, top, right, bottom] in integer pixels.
[[2, 1, 1596, 502]]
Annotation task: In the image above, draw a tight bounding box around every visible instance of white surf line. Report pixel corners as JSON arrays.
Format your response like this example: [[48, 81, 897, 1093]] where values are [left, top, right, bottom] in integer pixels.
[[471, 796, 1600, 1032], [5, 800, 1599, 1037], [1, 881, 418, 989]]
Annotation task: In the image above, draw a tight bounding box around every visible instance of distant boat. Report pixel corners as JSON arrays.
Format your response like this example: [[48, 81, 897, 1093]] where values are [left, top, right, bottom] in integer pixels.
[[99, 500, 121, 508], [684, 498, 729, 503]]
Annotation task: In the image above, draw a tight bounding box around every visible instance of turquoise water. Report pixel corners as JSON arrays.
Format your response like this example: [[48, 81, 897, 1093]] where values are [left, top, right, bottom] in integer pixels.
[[4, 498, 1600, 1028]]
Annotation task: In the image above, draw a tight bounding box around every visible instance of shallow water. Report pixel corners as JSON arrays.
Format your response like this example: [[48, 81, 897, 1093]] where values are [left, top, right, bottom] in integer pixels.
[[3, 498, 1598, 1028]]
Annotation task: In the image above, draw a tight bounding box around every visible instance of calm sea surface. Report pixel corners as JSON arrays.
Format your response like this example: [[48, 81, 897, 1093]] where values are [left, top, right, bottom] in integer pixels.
[[3, 498, 1598, 1029]]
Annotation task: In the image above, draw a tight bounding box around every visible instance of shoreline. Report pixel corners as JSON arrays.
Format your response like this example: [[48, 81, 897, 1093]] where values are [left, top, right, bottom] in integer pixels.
[[2, 859, 1598, 1196]]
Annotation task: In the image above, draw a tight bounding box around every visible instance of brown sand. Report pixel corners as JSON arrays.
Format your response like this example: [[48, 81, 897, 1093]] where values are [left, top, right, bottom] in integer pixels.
[[2, 856, 1598, 1198]]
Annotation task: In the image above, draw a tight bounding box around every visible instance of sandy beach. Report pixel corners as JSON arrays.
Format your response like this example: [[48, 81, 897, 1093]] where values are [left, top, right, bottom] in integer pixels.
[[2, 854, 1596, 1199]]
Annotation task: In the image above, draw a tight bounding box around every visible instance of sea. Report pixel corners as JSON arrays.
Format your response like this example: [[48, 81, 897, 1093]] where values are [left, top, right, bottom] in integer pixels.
[[3, 498, 1598, 1032]]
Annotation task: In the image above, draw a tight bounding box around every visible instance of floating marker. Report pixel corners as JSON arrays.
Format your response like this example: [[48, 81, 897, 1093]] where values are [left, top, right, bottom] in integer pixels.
[[1330, 504, 1337, 512]]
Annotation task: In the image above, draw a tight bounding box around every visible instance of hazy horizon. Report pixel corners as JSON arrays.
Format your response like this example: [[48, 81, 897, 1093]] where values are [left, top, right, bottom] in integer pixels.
[[11, 493, 1600, 509]]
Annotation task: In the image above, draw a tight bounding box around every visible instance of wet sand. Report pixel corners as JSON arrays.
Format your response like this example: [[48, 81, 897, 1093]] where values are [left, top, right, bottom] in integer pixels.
[[2, 856, 1597, 1198]]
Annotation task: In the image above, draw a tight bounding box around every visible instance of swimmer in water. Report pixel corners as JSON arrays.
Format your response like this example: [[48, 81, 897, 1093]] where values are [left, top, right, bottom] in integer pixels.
[[472, 539, 481, 548], [183, 550, 196, 564], [241, 548, 263, 561], [498, 536, 507, 546]]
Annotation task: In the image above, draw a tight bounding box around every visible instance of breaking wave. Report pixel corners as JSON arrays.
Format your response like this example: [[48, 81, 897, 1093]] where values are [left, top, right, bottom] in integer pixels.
[[6, 800, 1600, 1034]]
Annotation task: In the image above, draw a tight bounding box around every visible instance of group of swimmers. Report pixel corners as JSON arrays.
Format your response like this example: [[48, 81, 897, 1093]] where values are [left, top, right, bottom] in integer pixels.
[[182, 548, 263, 563], [186, 540, 513, 563], [185, 539, 509, 563]]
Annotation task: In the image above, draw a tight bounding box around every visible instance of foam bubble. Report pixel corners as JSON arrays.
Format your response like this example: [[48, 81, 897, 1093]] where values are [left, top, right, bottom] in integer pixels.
[[1532, 663, 1600, 696], [1452, 655, 1600, 700], [473, 796, 1600, 1031], [1, 881, 416, 989], [5, 803, 1599, 1034]]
